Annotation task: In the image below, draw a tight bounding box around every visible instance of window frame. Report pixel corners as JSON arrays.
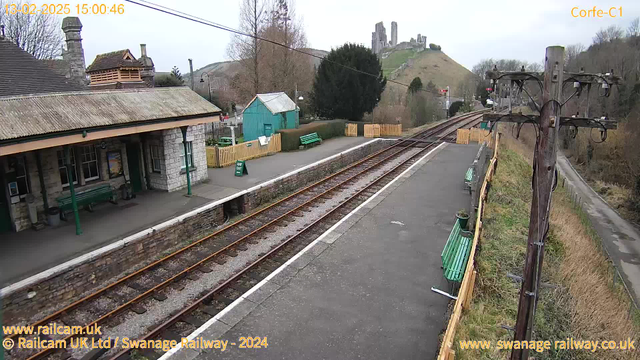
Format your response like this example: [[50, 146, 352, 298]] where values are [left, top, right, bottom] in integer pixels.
[[179, 141, 193, 170], [57, 149, 78, 188], [80, 145, 100, 182], [150, 145, 163, 173]]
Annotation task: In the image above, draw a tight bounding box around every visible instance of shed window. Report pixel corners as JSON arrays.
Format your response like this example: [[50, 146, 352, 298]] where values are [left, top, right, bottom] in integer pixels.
[[150, 145, 162, 173], [180, 142, 193, 169], [81, 145, 100, 181], [57, 149, 78, 187]]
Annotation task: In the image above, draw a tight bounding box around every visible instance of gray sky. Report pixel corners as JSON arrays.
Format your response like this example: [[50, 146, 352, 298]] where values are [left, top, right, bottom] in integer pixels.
[[68, 0, 639, 73]]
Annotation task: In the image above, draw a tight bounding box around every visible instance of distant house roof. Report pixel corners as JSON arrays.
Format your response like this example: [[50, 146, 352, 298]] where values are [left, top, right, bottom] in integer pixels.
[[245, 92, 297, 115], [0, 87, 221, 142], [0, 38, 86, 97], [86, 49, 143, 72]]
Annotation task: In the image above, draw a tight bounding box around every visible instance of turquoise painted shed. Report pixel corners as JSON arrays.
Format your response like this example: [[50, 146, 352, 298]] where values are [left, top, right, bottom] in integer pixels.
[[242, 92, 299, 141]]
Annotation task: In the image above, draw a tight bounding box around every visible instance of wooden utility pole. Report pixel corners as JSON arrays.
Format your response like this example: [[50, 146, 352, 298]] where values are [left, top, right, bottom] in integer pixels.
[[483, 46, 619, 360], [510, 46, 564, 360]]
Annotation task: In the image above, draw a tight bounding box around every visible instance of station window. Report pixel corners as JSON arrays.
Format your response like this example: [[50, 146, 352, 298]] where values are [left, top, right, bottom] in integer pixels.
[[150, 145, 163, 173], [57, 149, 78, 187], [80, 145, 100, 181], [180, 142, 193, 169], [8, 156, 31, 199]]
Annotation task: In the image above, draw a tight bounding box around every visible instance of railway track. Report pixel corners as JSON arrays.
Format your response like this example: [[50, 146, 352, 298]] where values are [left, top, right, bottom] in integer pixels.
[[5, 110, 485, 360]]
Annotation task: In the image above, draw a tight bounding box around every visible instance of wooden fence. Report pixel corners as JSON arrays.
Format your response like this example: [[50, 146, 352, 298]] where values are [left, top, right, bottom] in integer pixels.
[[456, 128, 490, 144], [345, 123, 358, 137], [364, 124, 381, 138], [363, 124, 403, 138], [206, 133, 281, 168], [437, 133, 500, 360], [379, 124, 402, 136]]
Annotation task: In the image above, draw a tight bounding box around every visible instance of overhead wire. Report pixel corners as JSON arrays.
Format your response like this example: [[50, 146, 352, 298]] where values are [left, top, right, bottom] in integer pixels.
[[125, 0, 444, 96]]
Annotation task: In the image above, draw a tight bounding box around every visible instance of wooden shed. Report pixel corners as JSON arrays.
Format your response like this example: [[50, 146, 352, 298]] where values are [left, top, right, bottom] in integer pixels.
[[242, 92, 299, 141]]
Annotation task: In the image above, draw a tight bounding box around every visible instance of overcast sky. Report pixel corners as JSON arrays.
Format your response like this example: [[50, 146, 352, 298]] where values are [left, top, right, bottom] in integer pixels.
[[65, 0, 639, 73]]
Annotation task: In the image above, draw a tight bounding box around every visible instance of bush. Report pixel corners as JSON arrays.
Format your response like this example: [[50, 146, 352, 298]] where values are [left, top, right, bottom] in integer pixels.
[[278, 121, 346, 151], [428, 43, 442, 51]]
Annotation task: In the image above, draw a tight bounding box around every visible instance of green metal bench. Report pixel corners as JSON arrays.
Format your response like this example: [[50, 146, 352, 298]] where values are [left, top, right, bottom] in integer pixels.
[[441, 219, 473, 283], [300, 132, 322, 146], [56, 184, 116, 220], [464, 167, 474, 187]]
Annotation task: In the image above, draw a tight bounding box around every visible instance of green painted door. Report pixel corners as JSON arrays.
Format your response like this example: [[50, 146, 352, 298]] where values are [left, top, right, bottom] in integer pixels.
[[126, 143, 143, 193], [264, 124, 273, 137]]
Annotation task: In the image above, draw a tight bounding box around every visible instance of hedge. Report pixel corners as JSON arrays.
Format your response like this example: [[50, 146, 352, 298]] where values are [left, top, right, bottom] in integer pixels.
[[278, 121, 346, 151]]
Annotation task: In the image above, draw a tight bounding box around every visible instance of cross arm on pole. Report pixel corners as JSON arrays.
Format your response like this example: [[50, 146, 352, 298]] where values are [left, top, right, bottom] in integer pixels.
[[482, 113, 618, 130]]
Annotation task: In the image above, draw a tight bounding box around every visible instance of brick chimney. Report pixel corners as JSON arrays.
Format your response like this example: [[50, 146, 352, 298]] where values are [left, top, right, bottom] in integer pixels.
[[61, 17, 87, 85], [139, 44, 155, 87]]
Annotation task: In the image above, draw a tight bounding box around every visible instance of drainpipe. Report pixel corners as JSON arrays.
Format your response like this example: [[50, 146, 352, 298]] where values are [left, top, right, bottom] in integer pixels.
[[64, 145, 82, 235], [35, 150, 49, 212], [180, 126, 192, 196]]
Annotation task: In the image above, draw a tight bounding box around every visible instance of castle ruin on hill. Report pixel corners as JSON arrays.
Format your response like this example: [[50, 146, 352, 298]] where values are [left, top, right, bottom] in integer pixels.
[[371, 21, 427, 56]]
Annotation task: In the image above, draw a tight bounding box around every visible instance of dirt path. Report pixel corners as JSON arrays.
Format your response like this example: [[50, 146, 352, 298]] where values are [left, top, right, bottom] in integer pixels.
[[557, 153, 640, 308]]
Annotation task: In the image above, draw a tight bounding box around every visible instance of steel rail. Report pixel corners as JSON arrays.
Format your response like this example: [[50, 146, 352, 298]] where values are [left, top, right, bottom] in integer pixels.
[[14, 111, 484, 360], [109, 113, 485, 360]]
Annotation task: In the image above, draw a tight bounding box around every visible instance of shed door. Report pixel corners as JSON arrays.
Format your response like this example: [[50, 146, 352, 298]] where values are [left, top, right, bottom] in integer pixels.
[[264, 124, 273, 137]]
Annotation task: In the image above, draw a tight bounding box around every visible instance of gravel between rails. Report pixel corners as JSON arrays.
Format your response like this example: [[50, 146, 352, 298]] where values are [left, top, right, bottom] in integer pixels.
[[66, 147, 422, 359]]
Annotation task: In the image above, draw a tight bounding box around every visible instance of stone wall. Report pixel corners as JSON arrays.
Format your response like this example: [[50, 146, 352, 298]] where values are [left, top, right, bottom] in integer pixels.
[[243, 140, 392, 211], [2, 202, 224, 324], [163, 125, 208, 192]]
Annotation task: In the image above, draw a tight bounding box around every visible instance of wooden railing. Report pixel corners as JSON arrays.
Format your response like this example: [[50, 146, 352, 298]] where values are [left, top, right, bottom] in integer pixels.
[[437, 133, 500, 360], [379, 123, 402, 136], [206, 133, 281, 168]]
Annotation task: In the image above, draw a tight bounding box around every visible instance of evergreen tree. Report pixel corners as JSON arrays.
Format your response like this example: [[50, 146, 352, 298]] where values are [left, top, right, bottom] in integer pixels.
[[312, 43, 386, 120], [170, 66, 184, 83], [408, 77, 423, 94]]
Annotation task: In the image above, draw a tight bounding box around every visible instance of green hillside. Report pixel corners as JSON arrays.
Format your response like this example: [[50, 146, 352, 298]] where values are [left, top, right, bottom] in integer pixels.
[[381, 48, 476, 92]]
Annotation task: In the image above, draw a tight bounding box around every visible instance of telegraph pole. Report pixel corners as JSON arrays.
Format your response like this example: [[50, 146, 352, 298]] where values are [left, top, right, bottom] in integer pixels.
[[483, 53, 619, 360], [511, 46, 564, 360]]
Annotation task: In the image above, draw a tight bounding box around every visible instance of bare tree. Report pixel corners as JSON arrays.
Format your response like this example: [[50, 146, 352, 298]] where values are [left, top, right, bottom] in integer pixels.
[[260, 0, 309, 96], [627, 17, 640, 38], [227, 0, 266, 100], [564, 43, 585, 70], [593, 25, 624, 45], [0, 0, 63, 59]]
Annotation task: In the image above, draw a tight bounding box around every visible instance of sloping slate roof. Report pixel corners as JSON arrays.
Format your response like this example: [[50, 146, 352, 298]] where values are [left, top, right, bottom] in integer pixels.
[[0, 38, 86, 97], [252, 92, 296, 115], [0, 87, 221, 141], [86, 49, 143, 72]]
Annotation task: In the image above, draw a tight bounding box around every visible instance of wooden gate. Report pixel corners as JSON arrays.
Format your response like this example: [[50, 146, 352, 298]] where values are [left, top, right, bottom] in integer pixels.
[[345, 123, 357, 137], [364, 124, 381, 138]]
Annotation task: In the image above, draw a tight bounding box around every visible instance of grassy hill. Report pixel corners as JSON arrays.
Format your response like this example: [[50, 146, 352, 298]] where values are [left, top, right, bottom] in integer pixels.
[[381, 48, 475, 92]]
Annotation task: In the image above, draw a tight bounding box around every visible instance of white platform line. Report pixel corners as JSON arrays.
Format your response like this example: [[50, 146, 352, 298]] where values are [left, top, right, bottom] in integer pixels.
[[157, 142, 446, 359], [2, 138, 390, 297]]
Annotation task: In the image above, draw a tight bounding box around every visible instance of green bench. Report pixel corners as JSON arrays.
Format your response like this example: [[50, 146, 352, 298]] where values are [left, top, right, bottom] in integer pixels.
[[464, 167, 474, 188], [300, 132, 322, 147], [56, 184, 117, 220], [441, 219, 473, 283], [218, 137, 235, 147]]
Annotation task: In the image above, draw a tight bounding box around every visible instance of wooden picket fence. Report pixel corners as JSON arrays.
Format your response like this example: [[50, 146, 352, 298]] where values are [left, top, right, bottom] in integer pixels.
[[206, 133, 281, 168], [456, 128, 490, 144], [345, 123, 358, 137], [364, 124, 381, 138], [437, 133, 500, 360]]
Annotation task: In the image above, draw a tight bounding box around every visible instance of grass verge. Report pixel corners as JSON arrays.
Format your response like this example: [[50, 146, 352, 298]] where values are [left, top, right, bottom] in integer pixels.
[[453, 135, 639, 360]]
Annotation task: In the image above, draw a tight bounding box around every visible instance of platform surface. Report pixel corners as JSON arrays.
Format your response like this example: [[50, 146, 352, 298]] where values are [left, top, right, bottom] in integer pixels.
[[0, 137, 373, 287], [175, 143, 480, 360]]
